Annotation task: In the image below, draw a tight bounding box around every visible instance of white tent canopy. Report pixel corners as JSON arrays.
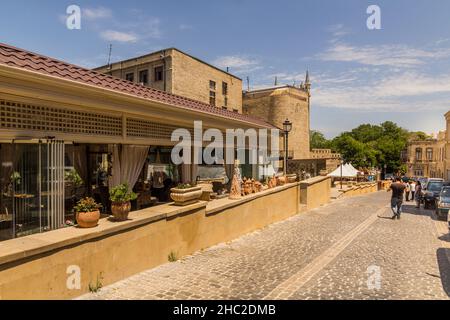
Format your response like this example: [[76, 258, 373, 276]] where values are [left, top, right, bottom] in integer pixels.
[[345, 163, 360, 176], [328, 163, 358, 178]]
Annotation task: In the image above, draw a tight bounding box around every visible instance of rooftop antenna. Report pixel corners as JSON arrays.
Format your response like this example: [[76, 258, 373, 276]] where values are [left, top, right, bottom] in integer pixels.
[[107, 44, 113, 70], [246, 76, 250, 92]]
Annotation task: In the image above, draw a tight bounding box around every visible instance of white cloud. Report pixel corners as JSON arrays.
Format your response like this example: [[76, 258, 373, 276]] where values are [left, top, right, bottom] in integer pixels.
[[327, 24, 351, 38], [100, 30, 138, 43], [312, 71, 450, 112], [83, 7, 112, 20], [375, 72, 450, 97], [317, 42, 450, 67], [212, 55, 261, 74]]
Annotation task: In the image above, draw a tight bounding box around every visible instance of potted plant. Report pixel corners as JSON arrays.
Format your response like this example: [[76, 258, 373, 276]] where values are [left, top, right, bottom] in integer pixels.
[[109, 183, 137, 221], [170, 183, 203, 206], [74, 197, 101, 228]]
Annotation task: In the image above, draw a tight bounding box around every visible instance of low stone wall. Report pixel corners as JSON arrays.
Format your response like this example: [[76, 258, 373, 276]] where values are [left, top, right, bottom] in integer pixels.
[[299, 176, 331, 210], [378, 180, 392, 191], [0, 183, 304, 300], [338, 182, 379, 198]]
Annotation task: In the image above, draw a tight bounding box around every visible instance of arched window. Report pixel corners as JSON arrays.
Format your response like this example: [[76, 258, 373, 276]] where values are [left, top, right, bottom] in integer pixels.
[[426, 148, 433, 161], [415, 148, 422, 161]]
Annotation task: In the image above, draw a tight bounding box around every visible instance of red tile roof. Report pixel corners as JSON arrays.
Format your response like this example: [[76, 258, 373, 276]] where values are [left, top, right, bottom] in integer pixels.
[[0, 43, 276, 129]]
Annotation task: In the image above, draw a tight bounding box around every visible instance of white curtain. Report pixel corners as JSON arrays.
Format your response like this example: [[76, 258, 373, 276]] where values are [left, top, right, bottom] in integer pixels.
[[110, 145, 149, 189]]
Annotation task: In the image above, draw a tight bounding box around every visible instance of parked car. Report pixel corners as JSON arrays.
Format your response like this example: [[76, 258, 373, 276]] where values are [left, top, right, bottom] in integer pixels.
[[436, 186, 450, 220], [385, 173, 394, 180], [422, 178, 444, 209]]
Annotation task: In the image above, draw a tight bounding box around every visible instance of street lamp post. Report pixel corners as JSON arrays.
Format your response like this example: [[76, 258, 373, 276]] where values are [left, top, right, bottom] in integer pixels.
[[283, 119, 292, 176], [340, 158, 344, 190]]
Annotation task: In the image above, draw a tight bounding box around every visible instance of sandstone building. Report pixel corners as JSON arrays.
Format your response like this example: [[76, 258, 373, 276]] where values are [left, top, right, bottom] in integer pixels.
[[94, 48, 243, 113], [96, 49, 316, 166], [404, 131, 446, 178], [311, 148, 341, 173], [242, 76, 311, 160]]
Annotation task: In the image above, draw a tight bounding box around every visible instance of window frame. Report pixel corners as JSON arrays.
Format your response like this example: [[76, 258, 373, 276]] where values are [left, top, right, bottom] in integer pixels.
[[138, 69, 149, 85], [125, 72, 134, 83], [154, 66, 164, 82]]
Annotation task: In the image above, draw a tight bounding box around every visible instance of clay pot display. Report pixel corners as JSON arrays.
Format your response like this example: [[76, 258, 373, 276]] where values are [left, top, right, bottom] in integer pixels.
[[277, 176, 286, 186], [111, 201, 132, 221], [242, 178, 253, 195], [268, 176, 277, 188], [170, 186, 203, 206], [76, 210, 100, 228], [286, 174, 298, 183], [254, 181, 263, 193]]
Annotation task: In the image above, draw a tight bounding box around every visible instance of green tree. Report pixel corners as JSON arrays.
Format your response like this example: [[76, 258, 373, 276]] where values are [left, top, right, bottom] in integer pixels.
[[310, 130, 331, 149], [328, 121, 409, 172]]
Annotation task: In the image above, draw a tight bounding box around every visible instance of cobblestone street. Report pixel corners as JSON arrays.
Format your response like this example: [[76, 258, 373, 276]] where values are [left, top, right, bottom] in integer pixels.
[[79, 191, 450, 300]]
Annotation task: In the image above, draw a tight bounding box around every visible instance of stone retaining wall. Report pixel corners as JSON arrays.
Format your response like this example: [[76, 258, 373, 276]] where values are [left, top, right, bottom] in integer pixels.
[[0, 178, 333, 300]]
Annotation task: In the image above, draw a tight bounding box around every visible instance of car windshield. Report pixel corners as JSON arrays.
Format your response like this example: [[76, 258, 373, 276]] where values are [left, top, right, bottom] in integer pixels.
[[428, 182, 443, 192], [441, 188, 450, 197]]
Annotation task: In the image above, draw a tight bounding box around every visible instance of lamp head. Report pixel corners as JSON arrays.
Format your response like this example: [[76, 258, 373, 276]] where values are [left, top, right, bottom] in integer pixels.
[[283, 119, 292, 133]]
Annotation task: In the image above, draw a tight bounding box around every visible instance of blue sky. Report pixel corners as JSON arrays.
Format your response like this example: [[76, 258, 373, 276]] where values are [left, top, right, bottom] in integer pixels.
[[1, 0, 450, 138]]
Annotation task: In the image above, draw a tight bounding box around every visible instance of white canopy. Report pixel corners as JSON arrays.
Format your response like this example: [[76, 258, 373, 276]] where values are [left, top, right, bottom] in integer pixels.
[[328, 163, 358, 178], [345, 163, 360, 176]]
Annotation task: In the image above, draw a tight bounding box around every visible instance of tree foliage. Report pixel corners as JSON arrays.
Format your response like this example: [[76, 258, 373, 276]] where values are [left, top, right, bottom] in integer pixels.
[[310, 130, 331, 149], [311, 121, 410, 173]]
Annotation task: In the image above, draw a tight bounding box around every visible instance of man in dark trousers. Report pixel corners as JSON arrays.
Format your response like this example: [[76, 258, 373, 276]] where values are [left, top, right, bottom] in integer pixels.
[[388, 177, 406, 219]]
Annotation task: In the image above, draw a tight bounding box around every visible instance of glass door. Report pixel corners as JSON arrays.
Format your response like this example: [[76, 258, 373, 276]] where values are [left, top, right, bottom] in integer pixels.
[[4, 140, 66, 239]]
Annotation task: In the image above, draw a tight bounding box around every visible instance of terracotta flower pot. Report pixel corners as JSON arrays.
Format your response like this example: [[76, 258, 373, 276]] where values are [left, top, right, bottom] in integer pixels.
[[76, 210, 100, 228], [170, 186, 203, 206], [111, 201, 132, 221]]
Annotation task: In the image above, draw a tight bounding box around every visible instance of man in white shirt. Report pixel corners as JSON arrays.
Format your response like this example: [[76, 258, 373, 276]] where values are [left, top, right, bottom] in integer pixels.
[[410, 181, 416, 202]]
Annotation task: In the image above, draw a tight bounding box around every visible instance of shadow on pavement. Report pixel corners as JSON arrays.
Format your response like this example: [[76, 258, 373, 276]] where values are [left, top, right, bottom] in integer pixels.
[[437, 248, 450, 297], [401, 204, 445, 222]]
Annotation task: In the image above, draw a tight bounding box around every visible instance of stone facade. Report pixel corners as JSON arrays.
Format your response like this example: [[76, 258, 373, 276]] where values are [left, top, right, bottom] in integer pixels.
[[94, 48, 243, 113], [405, 131, 446, 178], [243, 84, 311, 160], [311, 148, 341, 174]]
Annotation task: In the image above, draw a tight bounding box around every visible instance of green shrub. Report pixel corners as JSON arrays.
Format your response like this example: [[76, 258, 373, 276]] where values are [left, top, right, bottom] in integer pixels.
[[109, 183, 137, 203], [168, 251, 178, 262], [74, 197, 101, 213]]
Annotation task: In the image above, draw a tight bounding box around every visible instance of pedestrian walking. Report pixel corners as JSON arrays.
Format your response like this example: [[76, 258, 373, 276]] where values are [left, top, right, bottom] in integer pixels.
[[388, 177, 406, 220], [404, 180, 410, 201], [410, 180, 416, 202], [415, 182, 422, 209]]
